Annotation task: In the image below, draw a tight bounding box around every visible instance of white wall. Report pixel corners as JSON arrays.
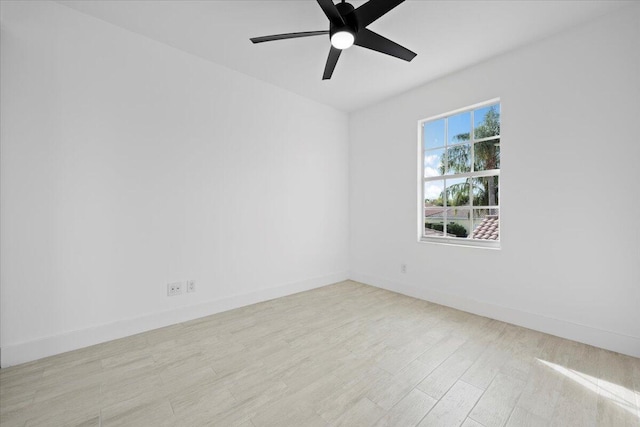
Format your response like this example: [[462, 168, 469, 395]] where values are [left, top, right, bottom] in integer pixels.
[[349, 4, 640, 357], [0, 1, 349, 366]]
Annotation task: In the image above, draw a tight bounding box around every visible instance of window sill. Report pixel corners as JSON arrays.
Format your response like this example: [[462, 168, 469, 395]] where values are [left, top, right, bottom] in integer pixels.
[[418, 237, 501, 250]]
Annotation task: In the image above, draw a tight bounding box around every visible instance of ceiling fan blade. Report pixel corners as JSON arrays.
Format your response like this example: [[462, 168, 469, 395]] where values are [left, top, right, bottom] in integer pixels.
[[355, 28, 416, 61], [250, 31, 329, 44], [323, 46, 342, 80], [317, 0, 345, 27], [354, 0, 405, 28]]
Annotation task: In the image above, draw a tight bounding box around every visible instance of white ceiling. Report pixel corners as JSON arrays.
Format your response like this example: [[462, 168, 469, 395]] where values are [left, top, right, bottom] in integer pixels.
[[57, 0, 629, 112]]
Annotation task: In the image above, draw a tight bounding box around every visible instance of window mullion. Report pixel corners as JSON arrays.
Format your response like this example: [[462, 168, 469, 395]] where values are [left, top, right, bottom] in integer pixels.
[[469, 109, 474, 238], [420, 122, 425, 238], [423, 169, 499, 182], [472, 135, 500, 144], [470, 109, 475, 174], [444, 117, 448, 237]]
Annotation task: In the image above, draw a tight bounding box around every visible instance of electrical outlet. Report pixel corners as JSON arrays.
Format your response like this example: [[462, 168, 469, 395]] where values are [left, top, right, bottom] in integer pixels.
[[401, 263, 407, 274], [167, 282, 183, 296], [186, 280, 196, 293]]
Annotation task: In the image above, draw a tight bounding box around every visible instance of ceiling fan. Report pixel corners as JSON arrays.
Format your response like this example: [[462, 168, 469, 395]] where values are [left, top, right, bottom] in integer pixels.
[[250, 0, 416, 80]]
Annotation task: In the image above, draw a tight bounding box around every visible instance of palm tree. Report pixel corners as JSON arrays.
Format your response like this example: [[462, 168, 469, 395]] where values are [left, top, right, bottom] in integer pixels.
[[439, 107, 500, 207]]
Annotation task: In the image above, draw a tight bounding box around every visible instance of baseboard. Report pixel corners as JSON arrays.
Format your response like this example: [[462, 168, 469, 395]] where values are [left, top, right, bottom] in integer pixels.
[[349, 272, 640, 359], [1, 271, 348, 367]]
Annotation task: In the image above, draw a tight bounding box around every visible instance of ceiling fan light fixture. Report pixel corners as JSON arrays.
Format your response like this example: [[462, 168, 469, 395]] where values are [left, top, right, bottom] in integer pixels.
[[330, 30, 355, 50]]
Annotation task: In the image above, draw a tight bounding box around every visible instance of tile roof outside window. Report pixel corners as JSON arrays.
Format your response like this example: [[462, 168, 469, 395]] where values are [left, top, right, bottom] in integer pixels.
[[470, 215, 499, 240]]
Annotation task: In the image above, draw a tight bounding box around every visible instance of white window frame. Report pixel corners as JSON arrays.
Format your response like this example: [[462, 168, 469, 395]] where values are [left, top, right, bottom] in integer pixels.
[[417, 98, 501, 249]]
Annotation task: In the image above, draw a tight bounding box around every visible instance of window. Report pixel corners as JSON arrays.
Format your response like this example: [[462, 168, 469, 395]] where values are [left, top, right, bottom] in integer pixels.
[[419, 99, 501, 248]]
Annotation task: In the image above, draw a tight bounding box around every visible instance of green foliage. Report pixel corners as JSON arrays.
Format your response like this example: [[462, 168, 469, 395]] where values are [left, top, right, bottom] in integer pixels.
[[425, 222, 444, 232], [439, 144, 470, 175], [446, 182, 470, 206], [447, 223, 468, 238], [425, 222, 468, 238], [475, 108, 500, 139], [425, 196, 444, 206]]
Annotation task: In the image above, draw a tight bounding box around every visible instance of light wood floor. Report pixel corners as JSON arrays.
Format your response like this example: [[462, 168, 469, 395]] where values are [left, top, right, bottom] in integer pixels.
[[1, 281, 639, 426]]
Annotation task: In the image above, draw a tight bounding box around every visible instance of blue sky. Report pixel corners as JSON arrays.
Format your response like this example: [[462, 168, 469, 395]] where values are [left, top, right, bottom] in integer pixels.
[[423, 103, 500, 150]]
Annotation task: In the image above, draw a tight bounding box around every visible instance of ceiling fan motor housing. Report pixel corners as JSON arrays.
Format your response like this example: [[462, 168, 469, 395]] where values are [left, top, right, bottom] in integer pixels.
[[330, 2, 358, 41]]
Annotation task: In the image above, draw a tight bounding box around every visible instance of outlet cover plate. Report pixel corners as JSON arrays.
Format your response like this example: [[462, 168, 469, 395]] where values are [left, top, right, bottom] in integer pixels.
[[186, 280, 196, 293], [167, 282, 183, 296]]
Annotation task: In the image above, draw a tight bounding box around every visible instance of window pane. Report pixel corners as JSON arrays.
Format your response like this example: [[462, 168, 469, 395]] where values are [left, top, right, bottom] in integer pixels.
[[424, 180, 445, 206], [472, 175, 499, 206], [448, 111, 471, 145], [446, 207, 470, 238], [424, 207, 445, 237], [423, 119, 445, 150], [445, 177, 470, 207], [424, 148, 445, 177], [474, 139, 500, 171], [470, 208, 499, 240], [474, 104, 500, 139], [446, 144, 471, 174]]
